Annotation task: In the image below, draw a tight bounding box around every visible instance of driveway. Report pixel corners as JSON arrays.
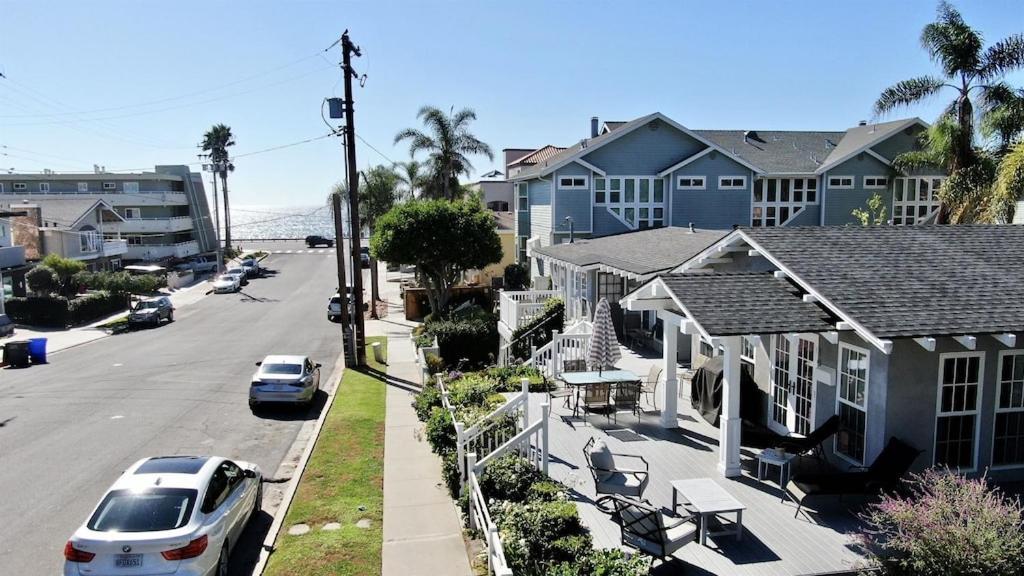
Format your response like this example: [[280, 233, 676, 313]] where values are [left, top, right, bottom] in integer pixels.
[[0, 250, 352, 575]]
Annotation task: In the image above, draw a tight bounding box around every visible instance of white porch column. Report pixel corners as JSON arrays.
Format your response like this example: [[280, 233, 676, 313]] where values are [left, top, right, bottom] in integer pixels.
[[717, 335, 742, 477], [660, 319, 679, 428]]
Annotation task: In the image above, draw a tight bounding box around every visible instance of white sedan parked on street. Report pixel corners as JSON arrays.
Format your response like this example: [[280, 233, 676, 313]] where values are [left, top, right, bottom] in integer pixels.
[[212, 274, 242, 294], [64, 455, 261, 576], [249, 355, 321, 410]]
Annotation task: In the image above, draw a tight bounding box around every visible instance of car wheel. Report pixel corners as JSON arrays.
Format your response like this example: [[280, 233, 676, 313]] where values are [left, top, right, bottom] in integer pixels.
[[167, 311, 174, 323], [253, 484, 262, 517], [217, 545, 229, 576], [249, 401, 258, 412]]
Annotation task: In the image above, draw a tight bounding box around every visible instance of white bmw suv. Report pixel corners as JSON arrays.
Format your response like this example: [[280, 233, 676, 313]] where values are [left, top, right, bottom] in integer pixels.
[[63, 455, 261, 576]]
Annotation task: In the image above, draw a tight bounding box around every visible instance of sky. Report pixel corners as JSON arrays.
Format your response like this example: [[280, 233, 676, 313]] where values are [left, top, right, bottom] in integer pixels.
[[1, 0, 1022, 206]]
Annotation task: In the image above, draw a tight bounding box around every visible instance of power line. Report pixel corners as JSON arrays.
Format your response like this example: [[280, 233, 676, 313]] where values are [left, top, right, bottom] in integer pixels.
[[354, 132, 397, 165]]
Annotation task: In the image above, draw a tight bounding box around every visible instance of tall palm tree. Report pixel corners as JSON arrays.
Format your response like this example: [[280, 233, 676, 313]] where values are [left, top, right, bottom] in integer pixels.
[[201, 124, 236, 249], [394, 159, 424, 200], [394, 106, 494, 201], [874, 2, 1024, 222]]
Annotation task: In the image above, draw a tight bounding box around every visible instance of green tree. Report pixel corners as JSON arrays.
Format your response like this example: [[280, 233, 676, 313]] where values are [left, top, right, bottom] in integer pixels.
[[201, 124, 236, 249], [852, 193, 889, 226], [370, 199, 502, 317], [26, 265, 58, 295], [337, 165, 400, 318], [41, 254, 86, 296], [394, 159, 425, 200], [394, 106, 494, 201], [991, 141, 1024, 221], [874, 1, 1024, 222]]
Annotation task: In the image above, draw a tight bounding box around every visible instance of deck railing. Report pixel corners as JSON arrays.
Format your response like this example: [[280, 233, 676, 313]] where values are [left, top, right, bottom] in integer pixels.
[[524, 327, 594, 380], [498, 290, 560, 332]]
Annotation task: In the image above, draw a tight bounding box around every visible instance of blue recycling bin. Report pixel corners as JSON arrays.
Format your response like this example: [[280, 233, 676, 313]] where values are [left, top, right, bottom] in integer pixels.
[[27, 337, 47, 364]]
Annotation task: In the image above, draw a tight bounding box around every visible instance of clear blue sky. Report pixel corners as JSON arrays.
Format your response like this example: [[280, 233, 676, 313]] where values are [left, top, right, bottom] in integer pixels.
[[1, 0, 1021, 205]]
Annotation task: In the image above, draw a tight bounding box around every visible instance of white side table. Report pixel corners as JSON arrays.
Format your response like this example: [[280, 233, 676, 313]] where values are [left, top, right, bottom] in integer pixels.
[[757, 449, 796, 493]]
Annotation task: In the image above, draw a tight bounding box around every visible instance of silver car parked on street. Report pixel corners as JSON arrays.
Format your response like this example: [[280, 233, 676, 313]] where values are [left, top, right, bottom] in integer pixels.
[[249, 355, 321, 410]]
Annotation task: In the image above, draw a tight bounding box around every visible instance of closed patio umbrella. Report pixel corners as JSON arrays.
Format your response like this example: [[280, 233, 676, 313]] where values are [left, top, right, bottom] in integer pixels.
[[588, 297, 621, 374]]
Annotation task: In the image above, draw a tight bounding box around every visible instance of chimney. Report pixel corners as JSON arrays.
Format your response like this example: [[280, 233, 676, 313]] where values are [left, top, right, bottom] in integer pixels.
[[590, 116, 599, 138], [858, 120, 868, 126]]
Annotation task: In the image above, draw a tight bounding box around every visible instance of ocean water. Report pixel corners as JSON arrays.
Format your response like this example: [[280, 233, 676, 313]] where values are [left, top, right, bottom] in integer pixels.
[[225, 204, 347, 240]]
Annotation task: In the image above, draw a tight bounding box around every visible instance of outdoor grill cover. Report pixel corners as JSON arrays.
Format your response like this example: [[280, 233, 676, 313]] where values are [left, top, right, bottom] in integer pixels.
[[690, 356, 760, 427]]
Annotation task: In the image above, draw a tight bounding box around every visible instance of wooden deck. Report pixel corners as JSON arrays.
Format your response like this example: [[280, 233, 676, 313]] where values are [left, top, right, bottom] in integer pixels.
[[534, 348, 867, 575]]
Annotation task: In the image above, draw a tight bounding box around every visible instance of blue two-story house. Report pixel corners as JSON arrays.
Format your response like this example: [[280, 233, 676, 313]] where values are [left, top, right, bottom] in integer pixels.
[[511, 112, 945, 277]]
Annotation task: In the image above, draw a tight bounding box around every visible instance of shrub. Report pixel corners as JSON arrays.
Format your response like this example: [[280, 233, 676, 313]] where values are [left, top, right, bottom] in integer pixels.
[[42, 254, 86, 296], [859, 468, 1024, 576], [527, 481, 567, 503], [412, 385, 443, 422], [4, 295, 69, 327], [424, 352, 445, 375], [485, 364, 547, 392], [547, 549, 651, 576], [478, 454, 547, 503], [424, 407, 456, 455], [503, 262, 529, 291], [427, 312, 499, 370], [413, 332, 434, 349], [26, 265, 59, 295], [510, 298, 564, 361], [68, 291, 127, 325], [498, 500, 592, 573], [442, 451, 462, 498], [447, 374, 499, 407]]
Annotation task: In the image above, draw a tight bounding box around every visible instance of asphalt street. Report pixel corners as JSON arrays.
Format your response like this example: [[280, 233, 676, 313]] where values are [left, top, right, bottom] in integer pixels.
[[0, 243, 359, 575]]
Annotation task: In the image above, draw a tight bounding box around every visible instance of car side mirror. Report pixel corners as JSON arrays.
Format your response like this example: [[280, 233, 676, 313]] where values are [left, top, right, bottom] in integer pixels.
[[243, 469, 257, 479], [315, 363, 322, 368], [255, 361, 262, 366]]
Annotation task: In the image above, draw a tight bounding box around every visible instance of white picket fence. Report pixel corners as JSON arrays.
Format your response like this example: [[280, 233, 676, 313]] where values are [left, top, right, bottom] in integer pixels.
[[525, 328, 594, 380], [436, 375, 550, 576]]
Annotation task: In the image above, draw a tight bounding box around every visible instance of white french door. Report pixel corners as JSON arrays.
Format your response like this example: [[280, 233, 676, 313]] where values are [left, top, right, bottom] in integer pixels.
[[769, 334, 818, 435]]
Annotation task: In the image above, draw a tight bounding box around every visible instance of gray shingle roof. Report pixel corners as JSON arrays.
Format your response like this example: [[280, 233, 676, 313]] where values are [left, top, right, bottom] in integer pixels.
[[815, 118, 920, 173], [693, 130, 844, 174], [743, 225, 1024, 338], [6, 198, 113, 229], [532, 226, 727, 277], [658, 273, 836, 336]]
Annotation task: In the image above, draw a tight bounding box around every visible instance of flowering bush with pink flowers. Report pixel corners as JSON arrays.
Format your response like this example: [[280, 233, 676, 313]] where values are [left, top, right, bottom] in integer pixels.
[[859, 468, 1024, 576]]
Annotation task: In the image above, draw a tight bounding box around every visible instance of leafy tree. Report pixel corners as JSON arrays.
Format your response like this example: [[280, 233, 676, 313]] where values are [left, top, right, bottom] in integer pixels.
[[991, 141, 1024, 221], [201, 123, 236, 249], [852, 193, 889, 226], [394, 106, 494, 201], [394, 159, 425, 200], [26, 265, 58, 295], [41, 254, 86, 296], [370, 199, 502, 316], [874, 1, 1024, 222], [503, 262, 530, 291]]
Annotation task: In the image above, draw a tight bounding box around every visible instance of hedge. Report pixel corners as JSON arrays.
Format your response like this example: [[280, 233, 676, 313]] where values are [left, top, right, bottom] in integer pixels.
[[5, 291, 127, 327], [426, 312, 498, 369], [69, 292, 128, 325]]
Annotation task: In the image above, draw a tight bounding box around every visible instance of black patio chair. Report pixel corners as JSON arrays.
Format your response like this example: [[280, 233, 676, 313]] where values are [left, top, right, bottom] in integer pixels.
[[775, 415, 841, 460], [610, 495, 697, 567], [582, 382, 614, 424], [791, 437, 922, 517], [612, 380, 642, 424], [583, 436, 650, 509]]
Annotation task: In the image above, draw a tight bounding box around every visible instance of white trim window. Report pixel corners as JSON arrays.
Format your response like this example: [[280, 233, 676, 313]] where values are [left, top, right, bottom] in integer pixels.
[[557, 176, 588, 189], [80, 228, 101, 253], [892, 176, 946, 225], [676, 176, 706, 190], [77, 182, 89, 193], [39, 182, 50, 193], [827, 176, 854, 189], [863, 176, 889, 190], [516, 182, 528, 212], [516, 236, 528, 263], [13, 183, 27, 191], [123, 181, 140, 194], [836, 343, 869, 464], [594, 176, 665, 230], [993, 351, 1024, 468], [124, 208, 141, 219], [740, 336, 756, 364], [935, 352, 984, 471], [103, 182, 116, 191], [752, 177, 818, 227], [718, 176, 746, 190]]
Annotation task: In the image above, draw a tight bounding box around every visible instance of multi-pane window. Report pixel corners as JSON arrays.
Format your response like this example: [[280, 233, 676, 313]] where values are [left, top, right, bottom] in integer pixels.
[[935, 353, 983, 470], [836, 344, 869, 464], [13, 183, 27, 191], [594, 176, 665, 230], [596, 273, 623, 301], [80, 229, 101, 252], [828, 176, 854, 189], [103, 182, 116, 190], [516, 236, 528, 263], [864, 176, 888, 189], [994, 352, 1024, 467], [39, 182, 50, 193], [892, 176, 946, 225], [740, 336, 756, 363], [699, 336, 716, 358], [558, 176, 587, 189], [752, 177, 818, 227], [516, 183, 528, 211], [677, 176, 705, 190], [771, 335, 791, 427], [77, 182, 89, 193], [719, 176, 746, 189], [123, 182, 139, 194]]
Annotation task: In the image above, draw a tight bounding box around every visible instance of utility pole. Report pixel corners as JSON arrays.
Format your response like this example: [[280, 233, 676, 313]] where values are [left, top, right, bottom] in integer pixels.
[[330, 170, 352, 359], [200, 156, 224, 272], [341, 30, 367, 366]]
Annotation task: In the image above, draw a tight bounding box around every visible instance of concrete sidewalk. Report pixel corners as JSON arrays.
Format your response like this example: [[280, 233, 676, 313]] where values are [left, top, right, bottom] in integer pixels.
[[365, 266, 473, 576]]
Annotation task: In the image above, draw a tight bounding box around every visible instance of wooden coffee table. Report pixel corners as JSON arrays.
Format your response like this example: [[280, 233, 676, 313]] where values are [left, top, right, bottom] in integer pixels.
[[670, 478, 745, 546]]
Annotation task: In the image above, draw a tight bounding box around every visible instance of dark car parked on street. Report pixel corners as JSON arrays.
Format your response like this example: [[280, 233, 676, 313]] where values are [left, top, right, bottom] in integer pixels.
[[128, 297, 174, 328], [305, 235, 335, 248]]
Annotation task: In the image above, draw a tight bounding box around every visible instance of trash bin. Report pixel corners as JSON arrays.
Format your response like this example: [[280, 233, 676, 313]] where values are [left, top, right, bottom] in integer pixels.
[[2, 340, 30, 368], [27, 338, 48, 364], [370, 341, 385, 365]]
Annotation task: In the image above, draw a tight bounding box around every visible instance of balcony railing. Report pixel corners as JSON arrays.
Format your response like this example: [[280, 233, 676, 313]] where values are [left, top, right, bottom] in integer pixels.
[[498, 290, 560, 333], [0, 245, 26, 269], [124, 240, 199, 261], [102, 239, 128, 257], [116, 216, 193, 233]]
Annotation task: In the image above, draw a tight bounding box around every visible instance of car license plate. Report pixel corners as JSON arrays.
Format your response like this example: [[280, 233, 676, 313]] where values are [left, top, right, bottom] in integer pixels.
[[115, 553, 143, 567]]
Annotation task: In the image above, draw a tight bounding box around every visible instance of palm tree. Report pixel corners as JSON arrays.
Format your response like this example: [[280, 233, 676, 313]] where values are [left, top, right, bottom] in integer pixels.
[[394, 106, 494, 201], [394, 159, 424, 200], [201, 124, 236, 249], [874, 2, 1024, 222]]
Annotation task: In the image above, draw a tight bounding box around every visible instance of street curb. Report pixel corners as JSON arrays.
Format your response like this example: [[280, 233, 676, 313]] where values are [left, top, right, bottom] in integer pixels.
[[250, 343, 348, 575]]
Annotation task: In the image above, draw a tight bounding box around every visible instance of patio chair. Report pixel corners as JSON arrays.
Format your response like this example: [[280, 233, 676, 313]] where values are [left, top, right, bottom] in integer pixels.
[[582, 382, 614, 423], [791, 436, 923, 517], [583, 437, 650, 508], [775, 415, 841, 460], [610, 495, 697, 567], [562, 359, 587, 373], [640, 365, 663, 411], [612, 380, 642, 424]]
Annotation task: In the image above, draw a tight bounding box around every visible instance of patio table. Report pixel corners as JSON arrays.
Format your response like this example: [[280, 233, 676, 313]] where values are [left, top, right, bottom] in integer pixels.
[[559, 369, 640, 418], [670, 478, 746, 546]]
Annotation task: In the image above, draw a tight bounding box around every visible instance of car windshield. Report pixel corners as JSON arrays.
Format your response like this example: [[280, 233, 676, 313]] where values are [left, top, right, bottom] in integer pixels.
[[262, 363, 302, 375], [87, 488, 197, 532], [329, 296, 341, 304], [218, 275, 235, 282], [135, 301, 159, 310], [227, 268, 243, 275]]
